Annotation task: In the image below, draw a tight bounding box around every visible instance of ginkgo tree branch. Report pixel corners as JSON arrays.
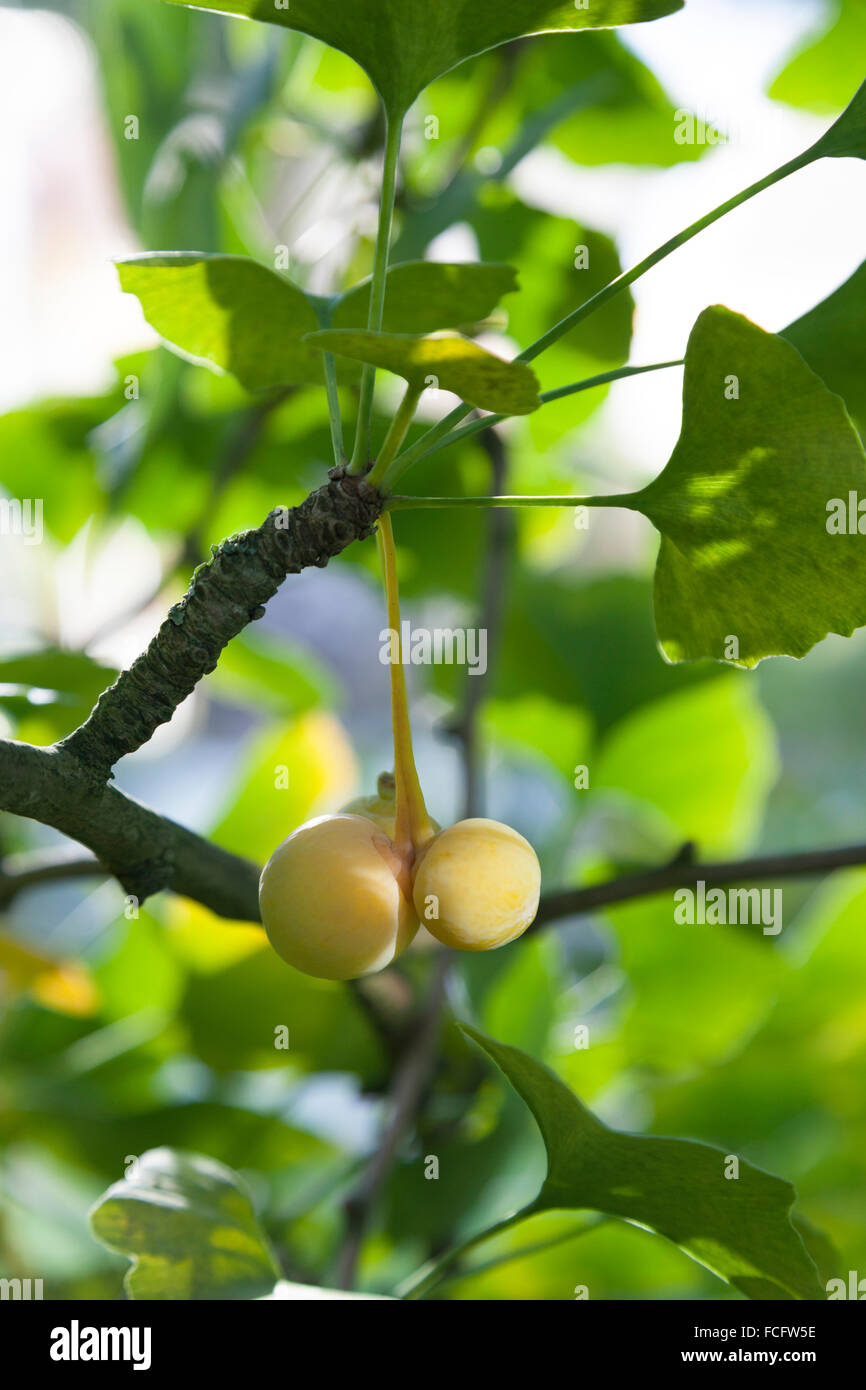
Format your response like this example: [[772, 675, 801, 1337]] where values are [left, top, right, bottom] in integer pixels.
[[0, 736, 261, 917], [3, 729, 866, 926], [0, 850, 105, 908], [2, 433, 865, 930], [0, 469, 383, 917], [58, 468, 382, 784], [531, 840, 866, 931]]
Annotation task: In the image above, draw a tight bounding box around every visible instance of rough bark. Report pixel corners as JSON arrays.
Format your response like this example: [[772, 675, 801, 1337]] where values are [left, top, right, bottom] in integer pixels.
[[0, 468, 381, 916], [0, 738, 260, 918]]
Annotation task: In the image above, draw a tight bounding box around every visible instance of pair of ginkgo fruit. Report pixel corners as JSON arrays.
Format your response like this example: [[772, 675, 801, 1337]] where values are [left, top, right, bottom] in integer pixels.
[[258, 516, 541, 981]]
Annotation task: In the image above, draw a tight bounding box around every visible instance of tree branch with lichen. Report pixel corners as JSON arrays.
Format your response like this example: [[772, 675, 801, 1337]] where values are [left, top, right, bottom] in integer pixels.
[[58, 469, 381, 782], [0, 469, 382, 912]]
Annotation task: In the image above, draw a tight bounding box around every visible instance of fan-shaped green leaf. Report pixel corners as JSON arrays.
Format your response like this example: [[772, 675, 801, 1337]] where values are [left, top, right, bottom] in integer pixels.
[[782, 258, 866, 438], [162, 0, 685, 117], [463, 1026, 823, 1300], [119, 255, 519, 390], [305, 329, 541, 413], [335, 260, 518, 334], [630, 306, 866, 666], [811, 77, 866, 159], [118, 253, 322, 390], [770, 10, 866, 116], [89, 1147, 280, 1300]]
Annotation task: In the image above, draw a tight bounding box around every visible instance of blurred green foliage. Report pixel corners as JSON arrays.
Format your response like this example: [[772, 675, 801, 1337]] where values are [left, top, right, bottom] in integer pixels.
[[1, 0, 864, 1302]]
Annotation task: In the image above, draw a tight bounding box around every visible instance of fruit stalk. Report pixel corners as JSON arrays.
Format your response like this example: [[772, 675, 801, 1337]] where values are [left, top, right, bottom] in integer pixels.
[[376, 512, 435, 861]]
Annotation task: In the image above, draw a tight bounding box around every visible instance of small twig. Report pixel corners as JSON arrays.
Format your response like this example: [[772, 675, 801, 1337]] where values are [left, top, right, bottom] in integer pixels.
[[530, 840, 866, 932], [0, 851, 106, 908], [347, 973, 415, 1066], [336, 954, 451, 1289]]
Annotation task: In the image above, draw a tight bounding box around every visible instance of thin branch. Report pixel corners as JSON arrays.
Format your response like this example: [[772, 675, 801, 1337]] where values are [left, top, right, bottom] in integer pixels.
[[0, 469, 386, 915], [335, 954, 450, 1290], [4, 759, 866, 932], [0, 851, 106, 908], [0, 738, 261, 917], [531, 840, 866, 931], [58, 468, 381, 783]]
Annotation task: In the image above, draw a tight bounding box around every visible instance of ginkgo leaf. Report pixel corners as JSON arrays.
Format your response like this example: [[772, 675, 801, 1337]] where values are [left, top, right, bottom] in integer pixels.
[[335, 261, 519, 334], [770, 8, 866, 115], [119, 254, 519, 391], [782, 258, 866, 438], [161, 1, 685, 117], [810, 76, 866, 159], [463, 1026, 824, 1300], [89, 1147, 280, 1300], [305, 329, 541, 414], [627, 306, 866, 667], [118, 253, 322, 390]]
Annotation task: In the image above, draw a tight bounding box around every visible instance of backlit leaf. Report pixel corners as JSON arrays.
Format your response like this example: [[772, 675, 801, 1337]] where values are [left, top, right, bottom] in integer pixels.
[[595, 678, 778, 854], [782, 258, 866, 439], [118, 255, 518, 390], [770, 10, 866, 116], [463, 1026, 824, 1300], [162, 0, 685, 117], [630, 306, 866, 666], [117, 254, 322, 390], [305, 330, 540, 413], [335, 260, 519, 334], [89, 1147, 280, 1299]]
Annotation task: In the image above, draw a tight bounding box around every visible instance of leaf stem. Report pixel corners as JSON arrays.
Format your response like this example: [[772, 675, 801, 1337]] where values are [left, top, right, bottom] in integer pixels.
[[315, 303, 345, 466], [376, 513, 436, 859], [367, 383, 422, 489], [349, 113, 403, 473], [386, 493, 637, 512], [518, 148, 816, 365], [385, 360, 683, 480], [399, 1204, 539, 1300]]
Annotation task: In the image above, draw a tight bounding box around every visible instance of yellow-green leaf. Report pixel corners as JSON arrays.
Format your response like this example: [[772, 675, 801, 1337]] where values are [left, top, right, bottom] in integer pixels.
[[305, 329, 540, 414], [118, 253, 322, 390], [89, 1148, 280, 1300], [630, 306, 866, 666], [161, 0, 685, 117], [463, 1026, 824, 1300], [335, 260, 519, 334]]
